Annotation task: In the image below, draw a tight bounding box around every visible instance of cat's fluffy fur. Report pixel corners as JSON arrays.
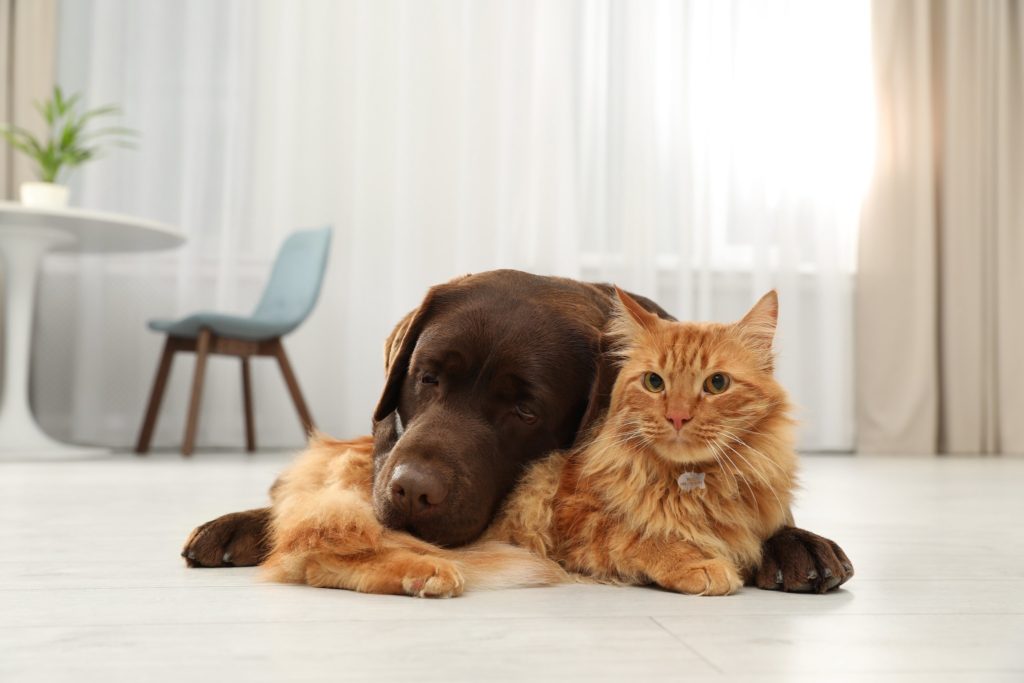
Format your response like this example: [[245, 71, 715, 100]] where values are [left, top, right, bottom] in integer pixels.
[[263, 289, 798, 597]]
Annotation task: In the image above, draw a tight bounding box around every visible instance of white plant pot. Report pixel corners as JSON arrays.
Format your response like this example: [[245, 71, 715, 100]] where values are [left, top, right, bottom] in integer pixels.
[[19, 182, 70, 209]]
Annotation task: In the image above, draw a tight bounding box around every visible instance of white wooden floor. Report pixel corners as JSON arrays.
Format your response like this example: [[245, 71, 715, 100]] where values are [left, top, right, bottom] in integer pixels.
[[1, 450, 1022, 682]]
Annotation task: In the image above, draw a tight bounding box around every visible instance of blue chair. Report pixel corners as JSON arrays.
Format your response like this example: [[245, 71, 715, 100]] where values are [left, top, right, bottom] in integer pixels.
[[135, 226, 332, 455]]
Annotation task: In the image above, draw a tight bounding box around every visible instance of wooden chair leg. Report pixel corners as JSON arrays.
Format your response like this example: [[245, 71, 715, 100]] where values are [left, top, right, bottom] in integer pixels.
[[270, 339, 314, 436], [241, 357, 256, 453], [135, 338, 177, 454], [182, 329, 212, 456]]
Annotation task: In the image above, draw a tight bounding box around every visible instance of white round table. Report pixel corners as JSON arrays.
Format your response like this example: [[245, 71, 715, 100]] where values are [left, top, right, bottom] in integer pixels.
[[0, 202, 184, 458]]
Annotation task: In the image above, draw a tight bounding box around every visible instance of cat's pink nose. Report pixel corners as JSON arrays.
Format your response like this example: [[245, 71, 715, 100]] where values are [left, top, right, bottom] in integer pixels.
[[666, 410, 692, 431]]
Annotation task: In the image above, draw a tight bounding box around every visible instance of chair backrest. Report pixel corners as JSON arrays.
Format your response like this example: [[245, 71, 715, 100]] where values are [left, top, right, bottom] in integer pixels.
[[251, 226, 332, 335]]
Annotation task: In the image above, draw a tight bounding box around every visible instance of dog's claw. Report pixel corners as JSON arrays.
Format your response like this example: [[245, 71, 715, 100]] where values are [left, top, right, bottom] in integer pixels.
[[187, 551, 196, 560], [807, 570, 818, 581], [222, 552, 232, 564], [775, 570, 784, 584], [823, 567, 833, 578], [822, 575, 843, 591]]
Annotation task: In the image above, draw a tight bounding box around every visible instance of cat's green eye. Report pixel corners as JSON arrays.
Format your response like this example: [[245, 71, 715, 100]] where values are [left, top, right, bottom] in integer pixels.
[[642, 372, 665, 393], [703, 373, 730, 395]]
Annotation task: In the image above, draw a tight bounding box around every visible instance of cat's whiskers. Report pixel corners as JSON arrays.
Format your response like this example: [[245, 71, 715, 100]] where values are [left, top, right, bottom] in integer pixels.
[[700, 438, 727, 476], [724, 405, 786, 438], [715, 436, 788, 516], [581, 420, 657, 488], [722, 409, 786, 433], [702, 439, 729, 486], [587, 431, 642, 450], [718, 429, 789, 477], [586, 415, 643, 447], [703, 438, 745, 505], [707, 438, 759, 515], [716, 420, 793, 516], [714, 429, 774, 482], [718, 422, 781, 455], [587, 422, 651, 455]]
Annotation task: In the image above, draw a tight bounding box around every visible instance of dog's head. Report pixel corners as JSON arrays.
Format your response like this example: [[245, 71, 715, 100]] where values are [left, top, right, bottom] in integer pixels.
[[368, 270, 671, 548], [369, 270, 637, 546]]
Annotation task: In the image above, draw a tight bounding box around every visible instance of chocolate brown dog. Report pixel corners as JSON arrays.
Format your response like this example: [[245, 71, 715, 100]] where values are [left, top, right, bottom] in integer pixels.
[[183, 270, 852, 592]]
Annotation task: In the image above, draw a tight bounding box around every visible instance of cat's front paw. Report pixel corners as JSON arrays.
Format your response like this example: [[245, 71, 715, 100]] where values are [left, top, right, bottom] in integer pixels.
[[401, 557, 465, 599], [664, 558, 742, 596]]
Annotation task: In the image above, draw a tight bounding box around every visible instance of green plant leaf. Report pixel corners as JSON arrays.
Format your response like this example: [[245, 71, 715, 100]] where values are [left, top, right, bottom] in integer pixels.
[[63, 92, 82, 113], [1, 86, 139, 182], [53, 85, 66, 113], [59, 122, 78, 150], [0, 124, 44, 157], [2, 135, 35, 157]]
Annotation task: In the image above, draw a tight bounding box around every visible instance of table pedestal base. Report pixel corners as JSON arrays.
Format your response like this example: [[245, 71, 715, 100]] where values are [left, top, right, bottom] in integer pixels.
[[0, 226, 111, 460]]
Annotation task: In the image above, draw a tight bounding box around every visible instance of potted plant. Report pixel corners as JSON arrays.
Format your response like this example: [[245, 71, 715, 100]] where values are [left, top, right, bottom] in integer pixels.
[[0, 86, 137, 208]]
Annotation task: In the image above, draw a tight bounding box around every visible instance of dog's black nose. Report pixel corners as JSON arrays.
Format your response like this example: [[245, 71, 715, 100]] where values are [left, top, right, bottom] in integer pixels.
[[389, 463, 448, 518]]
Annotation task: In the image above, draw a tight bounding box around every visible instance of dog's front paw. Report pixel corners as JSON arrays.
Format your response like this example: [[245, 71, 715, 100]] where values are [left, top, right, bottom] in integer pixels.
[[182, 508, 272, 567], [401, 558, 465, 599], [752, 526, 853, 593]]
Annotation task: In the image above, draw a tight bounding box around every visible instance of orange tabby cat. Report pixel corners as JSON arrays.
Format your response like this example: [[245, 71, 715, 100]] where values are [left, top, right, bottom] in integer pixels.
[[263, 288, 797, 597], [477, 287, 797, 595]]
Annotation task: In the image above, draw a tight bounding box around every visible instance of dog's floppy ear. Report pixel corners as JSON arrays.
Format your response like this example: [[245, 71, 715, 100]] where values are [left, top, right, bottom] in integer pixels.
[[571, 331, 620, 448], [372, 286, 447, 423], [383, 307, 418, 377]]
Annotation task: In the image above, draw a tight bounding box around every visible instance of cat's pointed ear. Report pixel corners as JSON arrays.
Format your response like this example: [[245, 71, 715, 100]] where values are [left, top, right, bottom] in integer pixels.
[[612, 286, 660, 337], [737, 290, 778, 356]]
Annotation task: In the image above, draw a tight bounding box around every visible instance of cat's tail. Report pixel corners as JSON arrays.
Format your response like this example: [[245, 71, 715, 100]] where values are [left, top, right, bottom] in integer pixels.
[[442, 541, 570, 591]]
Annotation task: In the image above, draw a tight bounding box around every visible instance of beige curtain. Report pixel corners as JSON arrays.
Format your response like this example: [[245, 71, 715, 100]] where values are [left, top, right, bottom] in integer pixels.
[[857, 0, 1024, 455], [0, 0, 56, 199]]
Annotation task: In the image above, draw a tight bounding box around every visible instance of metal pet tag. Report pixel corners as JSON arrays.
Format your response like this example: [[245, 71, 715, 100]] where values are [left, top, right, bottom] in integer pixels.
[[677, 471, 706, 492]]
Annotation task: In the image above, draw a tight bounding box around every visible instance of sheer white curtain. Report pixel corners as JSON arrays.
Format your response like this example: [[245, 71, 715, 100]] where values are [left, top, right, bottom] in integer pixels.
[[36, 0, 871, 451], [577, 1, 872, 450]]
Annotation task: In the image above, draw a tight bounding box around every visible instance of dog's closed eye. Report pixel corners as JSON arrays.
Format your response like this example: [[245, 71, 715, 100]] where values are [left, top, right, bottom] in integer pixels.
[[515, 404, 538, 424]]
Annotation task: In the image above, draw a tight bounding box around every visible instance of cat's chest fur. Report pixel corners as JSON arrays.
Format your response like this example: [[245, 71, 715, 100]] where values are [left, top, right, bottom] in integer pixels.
[[574, 452, 774, 567], [612, 461, 739, 534]]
